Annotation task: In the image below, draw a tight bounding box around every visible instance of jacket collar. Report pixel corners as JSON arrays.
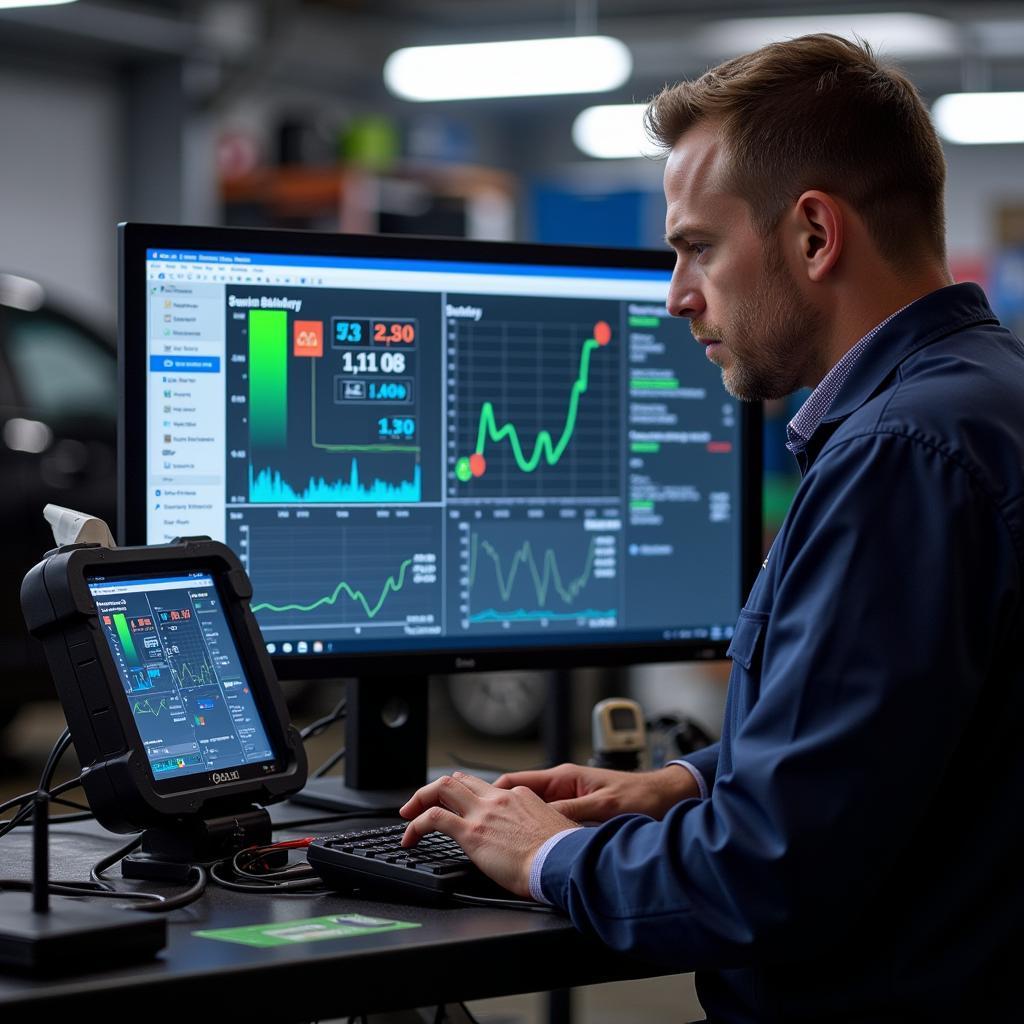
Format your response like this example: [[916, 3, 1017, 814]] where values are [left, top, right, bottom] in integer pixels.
[[818, 282, 998, 427]]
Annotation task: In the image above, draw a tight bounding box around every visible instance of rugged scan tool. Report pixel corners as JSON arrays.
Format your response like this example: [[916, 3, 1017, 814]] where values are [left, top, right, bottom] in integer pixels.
[[21, 537, 307, 879]]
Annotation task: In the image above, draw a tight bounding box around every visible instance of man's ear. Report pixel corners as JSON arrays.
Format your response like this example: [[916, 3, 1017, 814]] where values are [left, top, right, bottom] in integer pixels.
[[791, 190, 843, 282]]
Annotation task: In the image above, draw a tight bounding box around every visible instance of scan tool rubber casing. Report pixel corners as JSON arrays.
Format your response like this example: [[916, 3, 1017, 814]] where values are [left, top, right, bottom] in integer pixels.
[[21, 538, 307, 834]]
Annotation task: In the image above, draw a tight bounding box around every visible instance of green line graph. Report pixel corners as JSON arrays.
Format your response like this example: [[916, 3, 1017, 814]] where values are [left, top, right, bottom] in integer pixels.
[[252, 558, 413, 619], [454, 319, 613, 488], [169, 659, 218, 689], [469, 534, 598, 607], [132, 698, 169, 717]]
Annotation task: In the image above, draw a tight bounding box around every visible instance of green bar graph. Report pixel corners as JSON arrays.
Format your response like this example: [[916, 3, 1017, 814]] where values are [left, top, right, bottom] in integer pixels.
[[631, 378, 679, 390], [249, 309, 288, 449], [630, 442, 660, 453], [628, 315, 662, 328], [630, 500, 654, 511], [113, 613, 139, 664]]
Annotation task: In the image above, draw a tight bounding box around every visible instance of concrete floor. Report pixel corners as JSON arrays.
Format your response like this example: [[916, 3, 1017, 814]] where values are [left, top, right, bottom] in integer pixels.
[[0, 692, 705, 1022]]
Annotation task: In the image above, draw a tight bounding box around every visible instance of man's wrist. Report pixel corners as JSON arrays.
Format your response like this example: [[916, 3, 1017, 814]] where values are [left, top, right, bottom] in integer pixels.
[[661, 760, 706, 800], [528, 827, 580, 903]]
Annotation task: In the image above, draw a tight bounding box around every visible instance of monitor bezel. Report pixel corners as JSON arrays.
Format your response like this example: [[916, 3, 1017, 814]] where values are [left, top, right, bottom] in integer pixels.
[[119, 221, 762, 680]]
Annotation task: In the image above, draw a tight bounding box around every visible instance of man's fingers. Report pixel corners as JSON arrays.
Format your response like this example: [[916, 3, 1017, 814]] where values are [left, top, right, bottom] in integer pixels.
[[548, 797, 591, 822], [493, 769, 560, 796], [449, 770, 491, 795], [401, 806, 464, 848], [399, 778, 444, 819], [399, 774, 475, 820]]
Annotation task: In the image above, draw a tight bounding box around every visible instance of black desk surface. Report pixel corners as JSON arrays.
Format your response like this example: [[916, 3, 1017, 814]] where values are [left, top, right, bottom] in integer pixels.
[[0, 810, 676, 1021]]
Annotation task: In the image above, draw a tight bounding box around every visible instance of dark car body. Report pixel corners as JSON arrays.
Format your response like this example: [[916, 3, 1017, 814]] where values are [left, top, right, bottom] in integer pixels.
[[0, 274, 117, 731]]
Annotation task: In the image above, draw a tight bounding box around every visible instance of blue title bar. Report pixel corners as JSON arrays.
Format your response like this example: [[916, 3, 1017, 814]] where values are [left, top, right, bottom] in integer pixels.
[[88, 574, 215, 589], [146, 248, 671, 281]]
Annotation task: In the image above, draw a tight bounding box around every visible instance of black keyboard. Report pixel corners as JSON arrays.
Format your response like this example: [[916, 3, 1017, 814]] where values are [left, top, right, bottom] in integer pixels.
[[307, 823, 509, 903]]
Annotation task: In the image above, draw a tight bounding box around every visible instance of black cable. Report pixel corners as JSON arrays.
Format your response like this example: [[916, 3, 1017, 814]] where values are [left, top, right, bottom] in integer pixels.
[[313, 747, 346, 778], [8, 811, 94, 827], [208, 859, 327, 894], [1, 768, 83, 821], [50, 795, 91, 813], [0, 878, 165, 903], [38, 728, 72, 793], [0, 775, 86, 840], [299, 698, 347, 741], [133, 866, 208, 913], [90, 834, 143, 884], [450, 892, 556, 913], [231, 846, 318, 882], [91, 836, 210, 913], [1, 790, 39, 818], [0, 792, 90, 816]]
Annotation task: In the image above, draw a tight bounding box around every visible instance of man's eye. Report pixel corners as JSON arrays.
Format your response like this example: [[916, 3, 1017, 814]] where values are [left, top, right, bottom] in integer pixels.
[[687, 243, 709, 257]]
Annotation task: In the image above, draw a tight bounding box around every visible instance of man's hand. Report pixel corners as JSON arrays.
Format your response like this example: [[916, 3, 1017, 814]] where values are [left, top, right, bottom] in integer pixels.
[[493, 762, 699, 823], [399, 772, 578, 898]]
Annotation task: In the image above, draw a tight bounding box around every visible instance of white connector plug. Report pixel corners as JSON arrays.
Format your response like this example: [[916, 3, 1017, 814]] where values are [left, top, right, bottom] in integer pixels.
[[43, 505, 116, 549]]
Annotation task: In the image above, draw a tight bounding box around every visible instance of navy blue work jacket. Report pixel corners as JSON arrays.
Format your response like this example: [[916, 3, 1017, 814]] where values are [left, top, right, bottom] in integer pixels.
[[539, 284, 1024, 1022]]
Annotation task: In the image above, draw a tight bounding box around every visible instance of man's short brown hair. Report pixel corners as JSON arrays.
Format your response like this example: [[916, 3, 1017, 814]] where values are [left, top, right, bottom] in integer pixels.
[[645, 34, 947, 266]]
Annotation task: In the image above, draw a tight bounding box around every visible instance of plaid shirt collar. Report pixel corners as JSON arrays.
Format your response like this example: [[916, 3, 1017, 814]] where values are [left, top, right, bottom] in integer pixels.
[[786, 302, 913, 453]]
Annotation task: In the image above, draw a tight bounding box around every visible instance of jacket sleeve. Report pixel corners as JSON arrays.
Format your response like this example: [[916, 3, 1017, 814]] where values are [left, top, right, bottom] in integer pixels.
[[539, 431, 1021, 968], [676, 742, 720, 793]]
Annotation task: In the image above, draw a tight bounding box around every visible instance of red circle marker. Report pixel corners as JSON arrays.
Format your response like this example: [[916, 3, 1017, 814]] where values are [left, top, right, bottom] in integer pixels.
[[469, 453, 487, 477], [594, 321, 612, 346]]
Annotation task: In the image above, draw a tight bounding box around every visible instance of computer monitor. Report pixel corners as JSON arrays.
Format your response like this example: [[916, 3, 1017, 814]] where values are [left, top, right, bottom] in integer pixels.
[[119, 223, 761, 808]]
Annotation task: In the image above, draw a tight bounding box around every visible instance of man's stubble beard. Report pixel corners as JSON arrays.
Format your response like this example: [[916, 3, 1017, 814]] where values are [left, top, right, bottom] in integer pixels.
[[701, 240, 824, 403]]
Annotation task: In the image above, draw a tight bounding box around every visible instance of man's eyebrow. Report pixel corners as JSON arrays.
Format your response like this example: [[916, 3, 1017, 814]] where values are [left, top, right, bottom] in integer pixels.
[[664, 225, 716, 246]]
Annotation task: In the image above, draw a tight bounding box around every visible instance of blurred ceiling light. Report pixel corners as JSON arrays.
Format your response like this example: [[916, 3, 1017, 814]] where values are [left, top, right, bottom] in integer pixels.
[[932, 93, 1024, 144], [573, 103, 657, 159], [0, 273, 45, 311], [3, 418, 52, 455], [0, 0, 78, 7], [384, 36, 632, 102], [698, 13, 958, 59]]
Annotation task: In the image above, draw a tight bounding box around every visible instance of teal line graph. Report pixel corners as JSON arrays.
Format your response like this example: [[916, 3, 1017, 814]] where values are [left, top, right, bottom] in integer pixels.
[[469, 607, 616, 623]]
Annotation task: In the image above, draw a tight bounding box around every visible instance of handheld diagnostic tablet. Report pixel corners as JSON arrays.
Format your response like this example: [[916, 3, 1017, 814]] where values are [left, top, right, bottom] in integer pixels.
[[21, 538, 306, 846]]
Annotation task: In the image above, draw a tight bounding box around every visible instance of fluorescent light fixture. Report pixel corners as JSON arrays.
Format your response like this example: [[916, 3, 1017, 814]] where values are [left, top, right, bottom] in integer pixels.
[[0, 273, 45, 312], [573, 103, 658, 160], [0, 0, 78, 7], [384, 36, 632, 102], [698, 13, 958, 59], [932, 92, 1024, 145]]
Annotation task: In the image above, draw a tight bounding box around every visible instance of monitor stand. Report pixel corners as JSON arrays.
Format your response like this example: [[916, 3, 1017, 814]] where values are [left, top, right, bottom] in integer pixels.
[[290, 675, 428, 813]]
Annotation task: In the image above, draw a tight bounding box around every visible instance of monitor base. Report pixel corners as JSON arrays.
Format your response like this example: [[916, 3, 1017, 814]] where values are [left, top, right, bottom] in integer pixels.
[[290, 776, 409, 814]]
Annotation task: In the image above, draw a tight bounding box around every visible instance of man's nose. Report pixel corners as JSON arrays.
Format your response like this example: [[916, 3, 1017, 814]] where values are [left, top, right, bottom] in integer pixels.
[[667, 273, 705, 319]]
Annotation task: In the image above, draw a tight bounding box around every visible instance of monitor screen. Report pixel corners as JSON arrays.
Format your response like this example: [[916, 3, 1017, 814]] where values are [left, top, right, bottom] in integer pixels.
[[120, 226, 760, 676], [88, 568, 278, 785]]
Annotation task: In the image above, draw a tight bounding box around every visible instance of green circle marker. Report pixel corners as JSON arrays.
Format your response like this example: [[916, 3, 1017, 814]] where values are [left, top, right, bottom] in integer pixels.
[[455, 457, 472, 482]]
